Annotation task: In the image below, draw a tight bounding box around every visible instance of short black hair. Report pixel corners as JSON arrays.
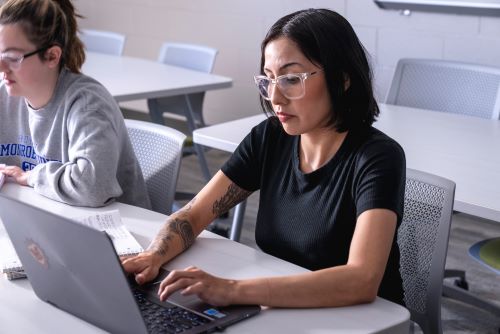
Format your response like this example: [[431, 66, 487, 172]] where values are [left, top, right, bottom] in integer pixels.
[[259, 8, 379, 132]]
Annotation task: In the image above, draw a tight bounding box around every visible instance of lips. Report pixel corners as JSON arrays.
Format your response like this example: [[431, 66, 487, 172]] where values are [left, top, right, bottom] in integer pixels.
[[2, 76, 15, 85], [276, 112, 293, 122]]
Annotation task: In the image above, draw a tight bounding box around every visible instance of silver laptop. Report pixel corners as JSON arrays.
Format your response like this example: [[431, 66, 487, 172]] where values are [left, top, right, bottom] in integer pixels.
[[0, 194, 260, 334]]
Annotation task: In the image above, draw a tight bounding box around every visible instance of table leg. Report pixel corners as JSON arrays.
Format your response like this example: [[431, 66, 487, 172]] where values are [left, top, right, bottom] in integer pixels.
[[184, 95, 211, 181]]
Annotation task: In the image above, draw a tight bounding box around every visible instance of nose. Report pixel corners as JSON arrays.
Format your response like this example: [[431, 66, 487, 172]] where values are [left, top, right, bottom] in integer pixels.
[[268, 83, 287, 106], [0, 59, 9, 73]]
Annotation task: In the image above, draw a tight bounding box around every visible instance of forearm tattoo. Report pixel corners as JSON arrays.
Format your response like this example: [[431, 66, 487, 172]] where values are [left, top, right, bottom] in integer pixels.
[[149, 200, 196, 257], [212, 183, 252, 217]]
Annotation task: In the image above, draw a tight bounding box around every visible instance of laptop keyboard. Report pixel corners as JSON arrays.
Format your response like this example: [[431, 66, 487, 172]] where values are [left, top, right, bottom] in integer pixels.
[[133, 289, 210, 334]]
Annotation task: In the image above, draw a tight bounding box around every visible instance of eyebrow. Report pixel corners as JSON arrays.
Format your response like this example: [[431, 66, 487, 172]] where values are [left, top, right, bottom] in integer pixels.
[[1, 48, 25, 54], [263, 62, 303, 74]]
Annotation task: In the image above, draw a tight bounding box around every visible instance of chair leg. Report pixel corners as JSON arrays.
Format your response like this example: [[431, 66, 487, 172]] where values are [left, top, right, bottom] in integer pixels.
[[444, 268, 469, 289], [443, 281, 500, 317], [444, 269, 466, 279], [229, 200, 247, 242]]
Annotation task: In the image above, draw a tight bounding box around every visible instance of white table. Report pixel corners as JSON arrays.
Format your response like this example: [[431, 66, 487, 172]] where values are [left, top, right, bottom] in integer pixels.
[[0, 184, 409, 333], [82, 52, 232, 180], [82, 52, 232, 103], [193, 104, 500, 225]]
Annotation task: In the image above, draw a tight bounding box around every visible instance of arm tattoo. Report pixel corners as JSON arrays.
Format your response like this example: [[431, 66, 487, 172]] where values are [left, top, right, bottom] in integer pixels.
[[212, 183, 252, 217], [149, 200, 196, 257], [169, 218, 195, 250]]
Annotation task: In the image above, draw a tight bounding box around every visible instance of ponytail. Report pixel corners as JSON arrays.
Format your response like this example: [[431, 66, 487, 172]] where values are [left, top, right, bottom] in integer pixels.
[[53, 0, 85, 73]]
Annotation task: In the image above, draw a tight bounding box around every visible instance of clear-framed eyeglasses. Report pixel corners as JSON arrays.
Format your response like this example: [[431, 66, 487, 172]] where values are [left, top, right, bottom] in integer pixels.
[[0, 47, 48, 71], [253, 70, 322, 100]]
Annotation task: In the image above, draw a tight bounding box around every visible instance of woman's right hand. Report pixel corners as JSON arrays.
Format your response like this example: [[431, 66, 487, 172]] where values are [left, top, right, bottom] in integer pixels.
[[0, 165, 30, 186], [121, 251, 165, 285], [122, 171, 251, 286]]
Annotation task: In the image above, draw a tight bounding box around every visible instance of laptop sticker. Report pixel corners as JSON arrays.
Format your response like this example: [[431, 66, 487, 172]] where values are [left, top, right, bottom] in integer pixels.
[[25, 238, 49, 269]]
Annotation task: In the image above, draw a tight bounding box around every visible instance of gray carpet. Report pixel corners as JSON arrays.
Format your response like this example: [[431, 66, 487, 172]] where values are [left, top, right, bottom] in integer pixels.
[[123, 109, 500, 333]]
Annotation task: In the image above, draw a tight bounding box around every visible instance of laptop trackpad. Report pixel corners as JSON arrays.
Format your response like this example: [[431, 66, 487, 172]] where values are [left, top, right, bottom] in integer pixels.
[[131, 267, 260, 326], [137, 268, 223, 315]]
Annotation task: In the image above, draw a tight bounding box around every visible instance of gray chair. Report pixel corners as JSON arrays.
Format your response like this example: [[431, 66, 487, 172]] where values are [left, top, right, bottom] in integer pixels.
[[387, 58, 500, 322], [385, 58, 500, 119], [80, 29, 126, 56], [147, 42, 218, 182], [399, 168, 456, 334], [125, 119, 186, 215]]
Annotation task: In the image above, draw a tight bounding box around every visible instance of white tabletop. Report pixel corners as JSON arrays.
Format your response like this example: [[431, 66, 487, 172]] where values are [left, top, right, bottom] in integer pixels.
[[193, 104, 500, 223], [82, 52, 232, 102], [0, 183, 409, 334]]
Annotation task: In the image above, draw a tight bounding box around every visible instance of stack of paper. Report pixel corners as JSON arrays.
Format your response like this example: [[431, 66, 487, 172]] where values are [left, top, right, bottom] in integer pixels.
[[0, 221, 25, 279], [73, 210, 144, 257]]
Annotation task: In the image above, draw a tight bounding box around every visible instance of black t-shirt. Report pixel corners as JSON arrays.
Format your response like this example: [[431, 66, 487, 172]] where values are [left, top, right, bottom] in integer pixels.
[[221, 117, 406, 305]]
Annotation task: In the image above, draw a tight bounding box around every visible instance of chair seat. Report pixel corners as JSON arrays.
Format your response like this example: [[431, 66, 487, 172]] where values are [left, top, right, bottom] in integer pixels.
[[469, 238, 500, 274]]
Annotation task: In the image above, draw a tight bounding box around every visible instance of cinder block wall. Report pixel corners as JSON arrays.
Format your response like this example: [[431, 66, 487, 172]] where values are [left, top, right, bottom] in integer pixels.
[[74, 0, 500, 124]]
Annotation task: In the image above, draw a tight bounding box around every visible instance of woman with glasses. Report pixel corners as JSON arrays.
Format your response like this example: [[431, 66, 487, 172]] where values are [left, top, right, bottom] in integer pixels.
[[124, 9, 406, 308], [0, 0, 150, 209]]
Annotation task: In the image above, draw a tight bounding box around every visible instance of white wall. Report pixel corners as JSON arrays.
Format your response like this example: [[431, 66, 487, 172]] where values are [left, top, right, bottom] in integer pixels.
[[74, 0, 500, 124]]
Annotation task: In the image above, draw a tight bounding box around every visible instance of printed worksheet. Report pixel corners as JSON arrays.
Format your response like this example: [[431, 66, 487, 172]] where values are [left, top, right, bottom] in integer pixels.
[[73, 210, 144, 256]]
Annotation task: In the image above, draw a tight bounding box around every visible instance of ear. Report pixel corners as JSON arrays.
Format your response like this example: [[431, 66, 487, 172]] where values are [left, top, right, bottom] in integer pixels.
[[343, 73, 351, 91], [44, 45, 62, 69]]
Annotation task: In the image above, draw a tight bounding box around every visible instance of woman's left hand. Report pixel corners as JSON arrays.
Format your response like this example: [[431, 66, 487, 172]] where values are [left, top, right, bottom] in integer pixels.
[[0, 165, 29, 186], [158, 266, 236, 306]]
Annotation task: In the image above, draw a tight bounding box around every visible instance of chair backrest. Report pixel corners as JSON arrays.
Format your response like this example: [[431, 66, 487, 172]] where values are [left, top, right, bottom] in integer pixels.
[[80, 29, 126, 56], [385, 58, 500, 119], [125, 119, 186, 215], [398, 168, 456, 334], [157, 42, 218, 73]]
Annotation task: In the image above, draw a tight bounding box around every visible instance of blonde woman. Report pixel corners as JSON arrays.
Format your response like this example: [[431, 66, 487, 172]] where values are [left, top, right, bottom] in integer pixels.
[[0, 0, 150, 209]]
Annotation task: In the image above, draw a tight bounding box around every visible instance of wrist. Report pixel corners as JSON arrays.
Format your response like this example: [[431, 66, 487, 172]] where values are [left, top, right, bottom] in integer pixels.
[[228, 279, 240, 304], [25, 170, 35, 187], [151, 250, 168, 268], [145, 244, 171, 265], [231, 279, 266, 305]]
